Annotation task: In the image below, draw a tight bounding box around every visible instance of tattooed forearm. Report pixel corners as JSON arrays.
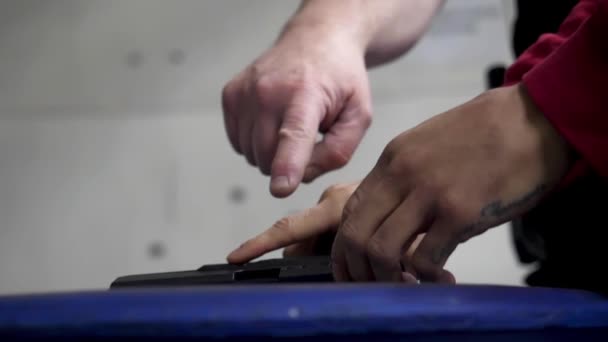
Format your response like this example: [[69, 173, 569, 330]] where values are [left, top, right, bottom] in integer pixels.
[[430, 184, 547, 265], [480, 184, 547, 219]]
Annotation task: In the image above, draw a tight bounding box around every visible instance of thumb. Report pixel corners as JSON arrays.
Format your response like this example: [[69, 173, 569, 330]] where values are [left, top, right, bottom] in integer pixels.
[[270, 92, 324, 197], [303, 94, 372, 183]]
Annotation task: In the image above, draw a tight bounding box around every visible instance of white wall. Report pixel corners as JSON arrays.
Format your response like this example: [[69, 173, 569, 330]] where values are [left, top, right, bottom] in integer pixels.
[[0, 0, 531, 294]]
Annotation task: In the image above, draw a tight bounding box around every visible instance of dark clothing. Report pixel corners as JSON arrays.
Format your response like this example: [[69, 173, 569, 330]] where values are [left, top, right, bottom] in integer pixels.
[[512, 0, 579, 57]]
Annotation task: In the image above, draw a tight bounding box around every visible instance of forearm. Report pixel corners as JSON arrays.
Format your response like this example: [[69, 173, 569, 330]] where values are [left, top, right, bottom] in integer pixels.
[[279, 0, 444, 67]]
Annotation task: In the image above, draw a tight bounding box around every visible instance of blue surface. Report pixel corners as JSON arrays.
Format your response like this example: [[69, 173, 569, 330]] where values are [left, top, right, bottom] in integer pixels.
[[0, 284, 608, 341]]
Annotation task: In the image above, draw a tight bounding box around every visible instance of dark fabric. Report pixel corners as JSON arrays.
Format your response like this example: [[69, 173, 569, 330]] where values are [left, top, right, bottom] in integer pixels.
[[512, 0, 580, 57], [515, 173, 608, 294]]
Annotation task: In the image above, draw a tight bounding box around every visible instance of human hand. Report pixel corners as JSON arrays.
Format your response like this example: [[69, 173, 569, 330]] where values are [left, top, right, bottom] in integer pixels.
[[227, 180, 434, 283], [222, 26, 372, 198], [227, 181, 359, 263], [331, 84, 572, 283]]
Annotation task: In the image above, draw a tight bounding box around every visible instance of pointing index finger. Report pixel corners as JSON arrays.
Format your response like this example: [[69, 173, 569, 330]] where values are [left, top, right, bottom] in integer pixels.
[[227, 200, 338, 264], [270, 91, 324, 197]]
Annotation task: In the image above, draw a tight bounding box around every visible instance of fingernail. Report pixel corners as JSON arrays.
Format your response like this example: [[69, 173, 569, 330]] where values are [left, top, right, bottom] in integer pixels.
[[401, 272, 419, 284], [271, 176, 290, 191]]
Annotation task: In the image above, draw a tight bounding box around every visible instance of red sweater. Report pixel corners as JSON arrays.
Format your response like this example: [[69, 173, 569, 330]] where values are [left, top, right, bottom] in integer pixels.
[[504, 0, 608, 186]]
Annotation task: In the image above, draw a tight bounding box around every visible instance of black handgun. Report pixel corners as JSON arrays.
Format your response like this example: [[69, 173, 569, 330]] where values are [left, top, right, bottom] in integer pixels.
[[110, 256, 333, 288]]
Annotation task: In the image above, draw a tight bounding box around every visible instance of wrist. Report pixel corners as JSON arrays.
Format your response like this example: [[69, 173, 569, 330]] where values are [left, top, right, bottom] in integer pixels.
[[277, 1, 372, 57], [516, 84, 575, 186]]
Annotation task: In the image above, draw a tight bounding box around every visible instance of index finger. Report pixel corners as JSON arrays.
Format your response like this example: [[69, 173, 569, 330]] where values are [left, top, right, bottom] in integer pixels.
[[227, 200, 339, 264], [270, 91, 324, 197]]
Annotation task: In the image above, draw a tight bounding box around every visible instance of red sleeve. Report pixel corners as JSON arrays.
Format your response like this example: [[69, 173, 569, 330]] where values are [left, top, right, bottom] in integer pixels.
[[503, 0, 608, 186]]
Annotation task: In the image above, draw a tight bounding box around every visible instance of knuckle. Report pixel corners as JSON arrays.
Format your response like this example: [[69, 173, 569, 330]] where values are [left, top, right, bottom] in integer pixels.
[[383, 139, 398, 158], [284, 76, 310, 93], [378, 139, 400, 167], [279, 65, 313, 91], [341, 190, 361, 221], [436, 193, 466, 220], [385, 155, 415, 179], [271, 217, 296, 241], [379, 134, 426, 175], [339, 220, 365, 252], [326, 146, 352, 168], [255, 73, 309, 100], [253, 76, 278, 108], [278, 124, 314, 142], [366, 237, 393, 265], [359, 108, 373, 129]]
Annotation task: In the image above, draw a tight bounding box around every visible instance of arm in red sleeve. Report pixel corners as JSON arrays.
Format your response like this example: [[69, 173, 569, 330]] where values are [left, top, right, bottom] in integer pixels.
[[504, 0, 608, 185]]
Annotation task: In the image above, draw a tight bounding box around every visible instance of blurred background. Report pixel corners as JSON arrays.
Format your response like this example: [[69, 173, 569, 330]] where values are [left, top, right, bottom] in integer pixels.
[[0, 0, 532, 294]]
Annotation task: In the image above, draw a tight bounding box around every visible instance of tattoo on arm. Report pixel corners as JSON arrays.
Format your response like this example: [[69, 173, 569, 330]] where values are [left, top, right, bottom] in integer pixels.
[[480, 184, 548, 218], [430, 184, 547, 265]]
